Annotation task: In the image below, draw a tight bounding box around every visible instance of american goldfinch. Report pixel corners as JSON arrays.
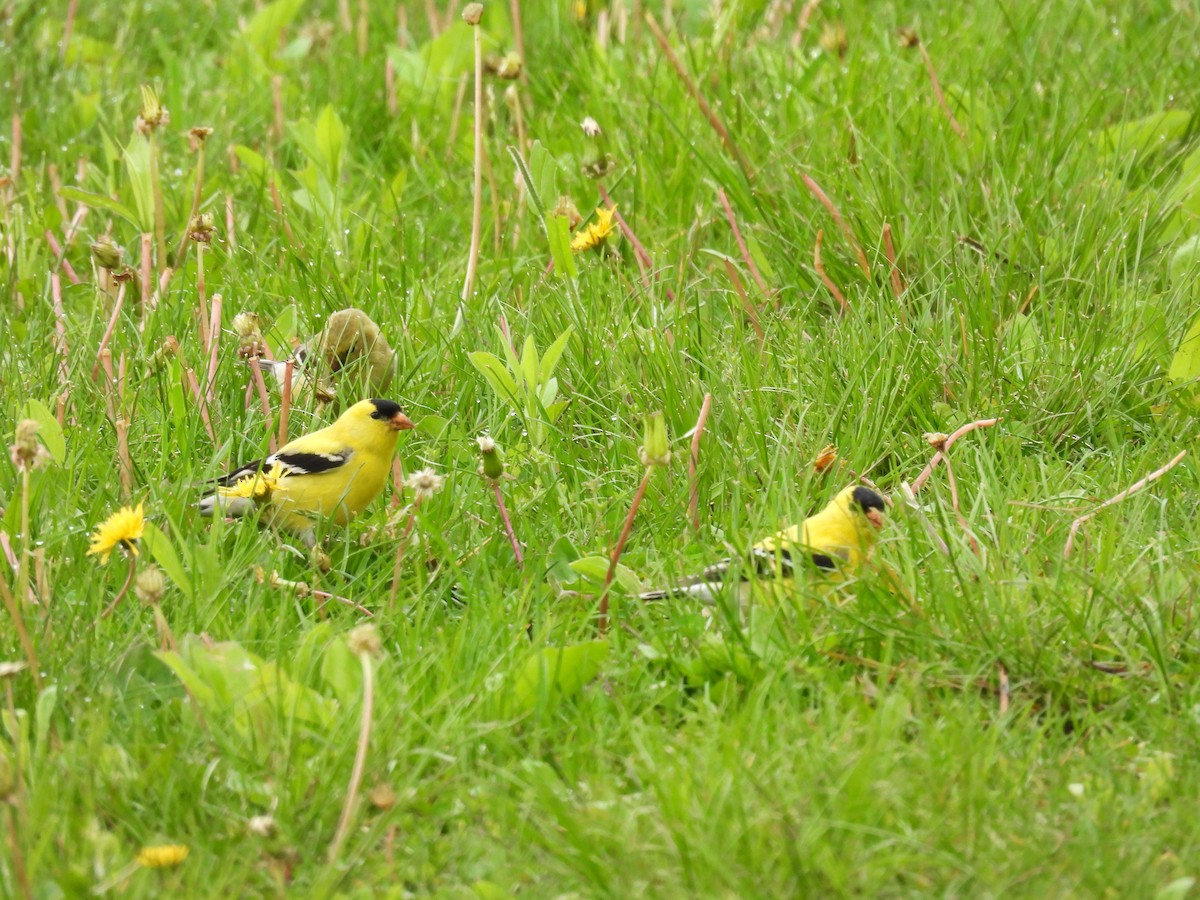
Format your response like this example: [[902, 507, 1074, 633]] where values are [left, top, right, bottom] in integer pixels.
[[639, 484, 887, 603], [199, 398, 414, 546]]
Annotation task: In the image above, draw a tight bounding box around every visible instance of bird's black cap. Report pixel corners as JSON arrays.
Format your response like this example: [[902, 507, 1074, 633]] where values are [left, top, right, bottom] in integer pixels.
[[369, 398, 404, 420], [852, 485, 886, 514]]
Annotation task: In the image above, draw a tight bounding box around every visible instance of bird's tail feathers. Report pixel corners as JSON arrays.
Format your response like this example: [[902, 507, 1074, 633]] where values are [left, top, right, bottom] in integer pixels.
[[197, 492, 256, 519]]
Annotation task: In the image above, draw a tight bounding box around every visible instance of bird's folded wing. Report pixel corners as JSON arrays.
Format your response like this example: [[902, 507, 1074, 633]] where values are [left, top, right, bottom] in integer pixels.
[[265, 449, 351, 476]]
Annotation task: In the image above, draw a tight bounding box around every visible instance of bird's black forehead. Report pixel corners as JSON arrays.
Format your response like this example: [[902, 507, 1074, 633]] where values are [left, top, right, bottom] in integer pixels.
[[369, 398, 403, 419], [852, 486, 886, 513]]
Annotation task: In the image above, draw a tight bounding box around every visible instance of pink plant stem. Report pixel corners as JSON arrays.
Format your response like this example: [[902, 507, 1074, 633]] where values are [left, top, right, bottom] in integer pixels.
[[388, 512, 419, 608], [942, 454, 979, 554], [140, 234, 153, 318], [180, 357, 217, 444], [802, 173, 869, 277], [99, 555, 137, 619], [643, 11, 755, 183], [717, 187, 770, 296], [910, 418, 1000, 493], [596, 183, 651, 271], [278, 360, 294, 446], [1063, 450, 1187, 559], [491, 480, 524, 567], [50, 274, 69, 425], [44, 231, 80, 284], [97, 349, 118, 423], [61, 0, 78, 60], [206, 292, 222, 406], [882, 223, 905, 300], [9, 113, 20, 188], [600, 467, 653, 635], [688, 393, 714, 531], [196, 244, 210, 356], [918, 43, 966, 139], [92, 282, 127, 381], [225, 194, 237, 252], [247, 355, 277, 452], [390, 456, 406, 508], [813, 230, 850, 313], [721, 260, 765, 341]]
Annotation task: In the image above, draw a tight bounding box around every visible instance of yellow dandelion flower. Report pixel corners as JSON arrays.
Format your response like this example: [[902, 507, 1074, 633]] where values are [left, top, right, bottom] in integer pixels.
[[570, 206, 617, 253], [222, 462, 286, 502], [87, 503, 146, 564], [137, 844, 189, 868]]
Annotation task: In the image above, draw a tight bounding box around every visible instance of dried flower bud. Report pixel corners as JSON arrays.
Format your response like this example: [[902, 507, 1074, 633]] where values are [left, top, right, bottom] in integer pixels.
[[924, 432, 949, 451], [462, 2, 483, 25], [579, 116, 616, 179], [369, 783, 398, 810], [187, 126, 214, 152], [819, 22, 848, 58], [347, 623, 382, 658], [135, 85, 170, 135], [503, 84, 521, 114], [135, 564, 167, 605], [552, 195, 582, 230], [232, 312, 265, 357], [189, 213, 216, 244], [146, 336, 181, 375], [897, 28, 921, 48], [495, 51, 522, 79], [812, 444, 839, 474], [638, 411, 671, 468], [90, 236, 123, 269], [477, 434, 505, 480], [247, 815, 277, 837], [111, 268, 136, 284], [10, 419, 49, 472], [0, 661, 29, 679]]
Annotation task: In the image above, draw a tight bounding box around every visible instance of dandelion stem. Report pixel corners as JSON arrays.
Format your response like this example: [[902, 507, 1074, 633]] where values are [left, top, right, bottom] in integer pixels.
[[491, 480, 523, 567], [802, 173, 869, 278], [0, 569, 40, 690], [173, 140, 207, 270], [460, 7, 485, 304], [688, 393, 713, 532], [600, 467, 653, 635], [813, 229, 850, 314], [148, 131, 167, 274], [278, 359, 294, 447], [328, 647, 376, 862], [100, 553, 138, 620], [717, 187, 770, 297], [1064, 450, 1187, 560], [910, 418, 1000, 493]]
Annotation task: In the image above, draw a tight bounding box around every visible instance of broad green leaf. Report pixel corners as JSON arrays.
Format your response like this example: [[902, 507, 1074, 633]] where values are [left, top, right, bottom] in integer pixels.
[[34, 685, 58, 762], [511, 640, 609, 714], [141, 521, 193, 599], [545, 535, 581, 582], [57, 187, 140, 229], [545, 400, 569, 423], [569, 556, 643, 595], [508, 145, 544, 216], [539, 376, 558, 410], [520, 335, 539, 394], [20, 399, 64, 463], [1167, 310, 1200, 387], [741, 229, 777, 284], [539, 326, 574, 381], [494, 325, 523, 380], [1168, 235, 1200, 289], [1097, 110, 1194, 158], [122, 133, 154, 231], [528, 140, 558, 211], [320, 637, 363, 708], [233, 145, 273, 179], [469, 351, 520, 405], [545, 213, 578, 279], [265, 304, 300, 360], [314, 105, 347, 185], [241, 0, 306, 66]]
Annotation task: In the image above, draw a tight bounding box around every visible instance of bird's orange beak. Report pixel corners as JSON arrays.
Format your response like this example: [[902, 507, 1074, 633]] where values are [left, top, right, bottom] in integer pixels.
[[389, 411, 415, 431], [866, 509, 885, 529]]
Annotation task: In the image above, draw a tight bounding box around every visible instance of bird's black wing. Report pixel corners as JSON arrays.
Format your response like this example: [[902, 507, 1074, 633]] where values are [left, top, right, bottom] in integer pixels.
[[266, 449, 352, 476]]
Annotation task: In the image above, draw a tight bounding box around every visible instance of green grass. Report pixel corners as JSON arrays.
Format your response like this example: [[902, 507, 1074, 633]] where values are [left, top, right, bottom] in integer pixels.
[[4, 0, 1200, 895]]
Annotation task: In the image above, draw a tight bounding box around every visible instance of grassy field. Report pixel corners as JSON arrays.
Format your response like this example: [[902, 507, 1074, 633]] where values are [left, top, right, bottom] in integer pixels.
[[4, 0, 1200, 895]]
